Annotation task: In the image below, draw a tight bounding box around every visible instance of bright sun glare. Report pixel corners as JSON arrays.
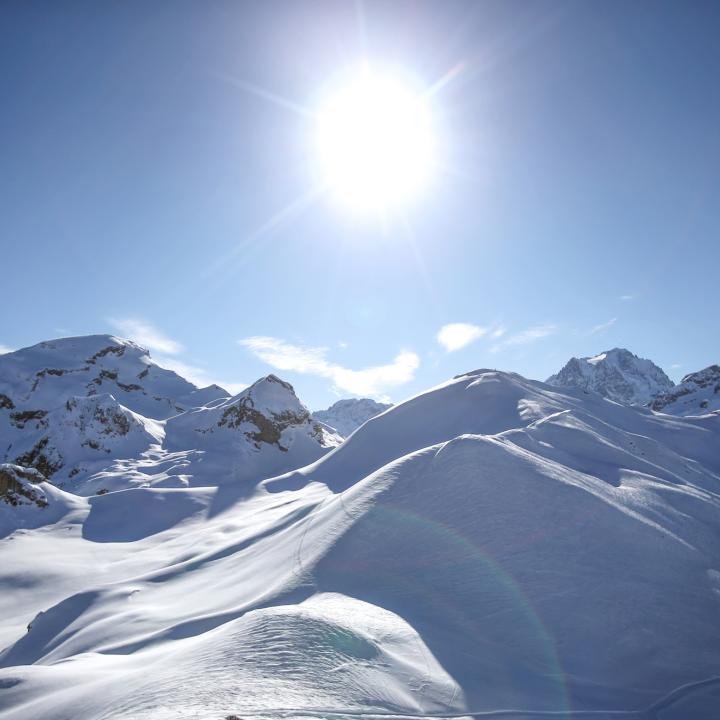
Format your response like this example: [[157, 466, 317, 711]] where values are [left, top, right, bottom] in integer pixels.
[[316, 68, 435, 212]]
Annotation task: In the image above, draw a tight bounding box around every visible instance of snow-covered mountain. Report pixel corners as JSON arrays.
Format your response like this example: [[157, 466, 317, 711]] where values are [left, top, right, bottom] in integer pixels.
[[0, 336, 338, 490], [2, 362, 720, 718], [547, 347, 674, 405], [0, 335, 219, 421], [650, 364, 720, 415], [313, 397, 391, 437]]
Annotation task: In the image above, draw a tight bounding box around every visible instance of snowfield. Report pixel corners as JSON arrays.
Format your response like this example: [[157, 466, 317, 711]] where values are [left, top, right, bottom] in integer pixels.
[[1, 340, 720, 719]]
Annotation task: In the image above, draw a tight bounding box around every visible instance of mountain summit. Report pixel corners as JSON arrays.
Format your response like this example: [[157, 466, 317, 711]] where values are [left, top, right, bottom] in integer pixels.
[[313, 397, 392, 437], [546, 348, 674, 405]]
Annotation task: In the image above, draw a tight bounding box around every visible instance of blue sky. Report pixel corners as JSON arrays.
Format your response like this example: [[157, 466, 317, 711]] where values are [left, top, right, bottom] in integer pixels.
[[1, 0, 719, 408]]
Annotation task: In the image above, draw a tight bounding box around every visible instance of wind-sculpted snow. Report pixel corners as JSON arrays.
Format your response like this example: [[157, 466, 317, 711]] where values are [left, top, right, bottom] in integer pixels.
[[1, 366, 719, 719]]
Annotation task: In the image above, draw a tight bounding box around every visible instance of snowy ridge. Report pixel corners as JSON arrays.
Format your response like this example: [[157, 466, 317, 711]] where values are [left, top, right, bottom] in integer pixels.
[[0, 335, 201, 420], [1, 358, 719, 718], [313, 397, 392, 437], [651, 364, 720, 416], [547, 347, 674, 405]]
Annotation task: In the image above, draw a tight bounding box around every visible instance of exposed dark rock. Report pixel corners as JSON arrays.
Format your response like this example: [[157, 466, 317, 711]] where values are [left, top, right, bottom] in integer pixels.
[[10, 410, 48, 430], [86, 345, 126, 364], [13, 438, 62, 478], [0, 464, 48, 508], [219, 401, 310, 452], [117, 381, 142, 392]]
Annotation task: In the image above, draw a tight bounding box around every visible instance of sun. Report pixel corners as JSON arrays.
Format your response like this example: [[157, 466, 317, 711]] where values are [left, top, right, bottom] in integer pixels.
[[315, 68, 435, 212]]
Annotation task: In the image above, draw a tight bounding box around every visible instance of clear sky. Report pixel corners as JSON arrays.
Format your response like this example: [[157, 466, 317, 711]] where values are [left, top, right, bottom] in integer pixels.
[[2, 0, 719, 408]]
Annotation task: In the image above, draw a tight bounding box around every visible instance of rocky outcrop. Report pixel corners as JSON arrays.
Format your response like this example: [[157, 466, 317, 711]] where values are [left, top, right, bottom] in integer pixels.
[[0, 464, 48, 508]]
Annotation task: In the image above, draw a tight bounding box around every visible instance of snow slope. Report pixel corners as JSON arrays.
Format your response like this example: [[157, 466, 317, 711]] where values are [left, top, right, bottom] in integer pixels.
[[650, 365, 720, 415], [547, 347, 674, 405], [1, 366, 719, 718], [313, 398, 392, 438]]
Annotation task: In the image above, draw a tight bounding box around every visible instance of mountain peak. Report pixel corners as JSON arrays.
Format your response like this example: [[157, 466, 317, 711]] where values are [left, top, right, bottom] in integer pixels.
[[547, 348, 674, 405], [0, 334, 196, 422], [313, 397, 392, 438]]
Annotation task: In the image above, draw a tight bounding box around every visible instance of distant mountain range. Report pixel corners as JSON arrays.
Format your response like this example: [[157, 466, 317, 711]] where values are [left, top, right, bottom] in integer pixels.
[[0, 335, 341, 492], [0, 337, 716, 495]]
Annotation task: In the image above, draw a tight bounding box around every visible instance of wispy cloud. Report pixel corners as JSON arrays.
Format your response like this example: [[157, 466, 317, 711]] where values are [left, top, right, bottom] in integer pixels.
[[238, 336, 419, 398], [109, 317, 245, 393], [491, 327, 506, 339], [108, 318, 184, 355], [670, 363, 683, 370], [587, 317, 617, 335], [0, 344, 14, 355], [153, 355, 246, 395], [619, 294, 635, 301], [436, 323, 487, 352], [491, 324, 557, 353]]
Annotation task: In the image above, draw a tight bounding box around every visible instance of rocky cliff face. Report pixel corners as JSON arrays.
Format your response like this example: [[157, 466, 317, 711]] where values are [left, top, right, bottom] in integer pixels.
[[650, 365, 720, 415], [313, 398, 392, 438], [546, 348, 674, 405], [0, 464, 48, 509]]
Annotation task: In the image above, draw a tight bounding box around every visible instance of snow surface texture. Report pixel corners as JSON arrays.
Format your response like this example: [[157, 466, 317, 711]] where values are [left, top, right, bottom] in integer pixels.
[[650, 365, 720, 416], [1, 340, 720, 718], [0, 336, 338, 492], [313, 397, 392, 438], [547, 347, 674, 406]]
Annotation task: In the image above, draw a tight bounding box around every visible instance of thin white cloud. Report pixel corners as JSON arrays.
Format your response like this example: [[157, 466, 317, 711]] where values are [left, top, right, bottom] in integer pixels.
[[153, 355, 246, 395], [620, 294, 635, 301], [587, 317, 617, 336], [491, 326, 506, 339], [491, 324, 557, 353], [108, 317, 185, 355], [238, 336, 419, 398], [108, 318, 244, 393], [670, 363, 683, 370], [436, 323, 487, 352], [0, 344, 14, 355]]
